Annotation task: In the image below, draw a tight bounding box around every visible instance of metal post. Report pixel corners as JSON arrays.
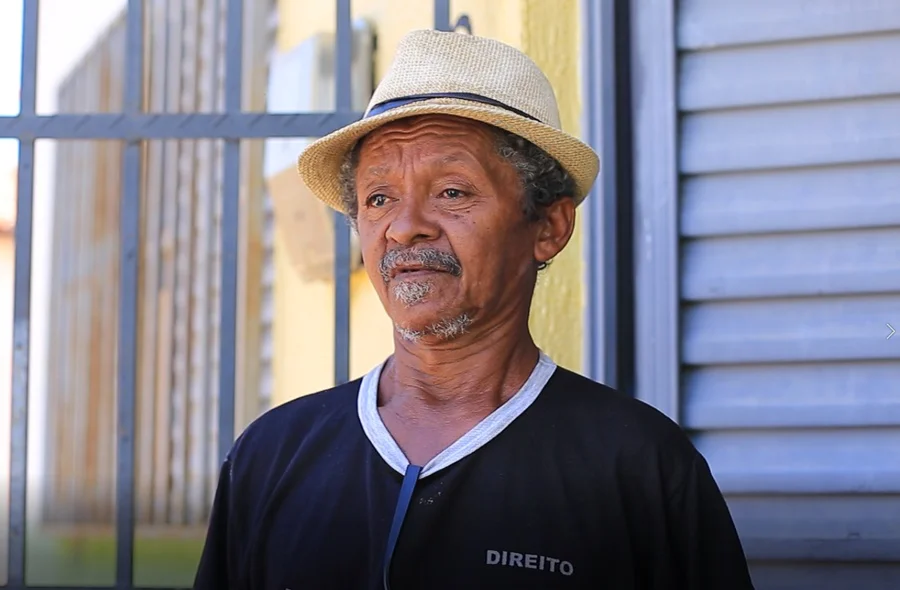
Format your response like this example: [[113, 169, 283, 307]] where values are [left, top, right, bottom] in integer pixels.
[[582, 0, 608, 385], [115, 0, 145, 586], [8, 0, 40, 584], [433, 0, 451, 31], [333, 0, 352, 386], [582, 0, 635, 394], [631, 0, 680, 420], [0, 112, 362, 140], [218, 0, 243, 462]]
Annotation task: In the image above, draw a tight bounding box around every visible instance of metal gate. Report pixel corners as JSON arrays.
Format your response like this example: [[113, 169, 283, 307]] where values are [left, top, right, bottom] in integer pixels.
[[0, 0, 455, 587]]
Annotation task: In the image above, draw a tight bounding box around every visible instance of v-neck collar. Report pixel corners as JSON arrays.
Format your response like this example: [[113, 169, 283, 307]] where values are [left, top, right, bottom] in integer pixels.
[[357, 351, 557, 478]]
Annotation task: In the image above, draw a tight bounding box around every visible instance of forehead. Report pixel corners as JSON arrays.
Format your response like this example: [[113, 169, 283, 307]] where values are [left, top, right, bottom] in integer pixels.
[[357, 115, 498, 166]]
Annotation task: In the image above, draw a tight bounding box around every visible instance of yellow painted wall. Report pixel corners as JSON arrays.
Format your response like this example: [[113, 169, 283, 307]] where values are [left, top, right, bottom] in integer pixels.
[[272, 0, 584, 405], [519, 0, 584, 373]]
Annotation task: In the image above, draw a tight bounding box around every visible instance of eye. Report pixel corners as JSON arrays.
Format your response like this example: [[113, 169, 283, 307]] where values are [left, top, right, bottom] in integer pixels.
[[366, 194, 389, 208], [441, 188, 465, 199]]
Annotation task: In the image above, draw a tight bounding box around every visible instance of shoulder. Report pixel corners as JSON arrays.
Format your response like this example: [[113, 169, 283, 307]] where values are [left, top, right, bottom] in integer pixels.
[[535, 367, 705, 496], [538, 367, 696, 459], [227, 379, 362, 471]]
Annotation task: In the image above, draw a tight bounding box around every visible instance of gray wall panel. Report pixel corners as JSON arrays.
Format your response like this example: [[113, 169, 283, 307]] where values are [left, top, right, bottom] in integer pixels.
[[749, 563, 900, 590], [681, 163, 900, 237], [682, 295, 900, 364], [693, 429, 900, 494], [680, 33, 900, 111], [682, 228, 900, 300], [681, 97, 900, 174], [670, 3, 900, 586], [679, 0, 900, 48], [729, 495, 900, 560], [683, 362, 900, 429]]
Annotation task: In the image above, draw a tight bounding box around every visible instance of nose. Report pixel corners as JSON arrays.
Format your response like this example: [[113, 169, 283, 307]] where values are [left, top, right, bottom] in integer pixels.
[[385, 198, 440, 246]]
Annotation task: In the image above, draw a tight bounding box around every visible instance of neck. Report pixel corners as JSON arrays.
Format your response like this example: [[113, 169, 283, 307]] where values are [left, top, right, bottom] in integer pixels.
[[380, 315, 540, 421]]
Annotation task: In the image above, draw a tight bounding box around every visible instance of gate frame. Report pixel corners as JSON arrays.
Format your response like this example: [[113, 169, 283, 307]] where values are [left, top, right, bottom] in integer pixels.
[[0, 1, 454, 588]]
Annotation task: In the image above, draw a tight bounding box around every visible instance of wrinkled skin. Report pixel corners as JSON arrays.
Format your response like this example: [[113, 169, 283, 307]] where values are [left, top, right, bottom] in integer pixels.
[[354, 114, 577, 465], [355, 114, 575, 345]]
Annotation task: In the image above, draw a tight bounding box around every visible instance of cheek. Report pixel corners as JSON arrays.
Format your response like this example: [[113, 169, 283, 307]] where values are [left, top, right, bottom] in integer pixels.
[[449, 220, 511, 276], [460, 217, 531, 260], [356, 228, 384, 275], [445, 219, 483, 260]]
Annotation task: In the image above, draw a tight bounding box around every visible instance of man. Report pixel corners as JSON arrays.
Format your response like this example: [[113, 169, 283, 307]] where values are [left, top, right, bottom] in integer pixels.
[[194, 29, 754, 590]]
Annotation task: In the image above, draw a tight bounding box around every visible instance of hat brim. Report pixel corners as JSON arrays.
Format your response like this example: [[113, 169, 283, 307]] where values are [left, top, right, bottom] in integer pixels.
[[296, 97, 600, 214]]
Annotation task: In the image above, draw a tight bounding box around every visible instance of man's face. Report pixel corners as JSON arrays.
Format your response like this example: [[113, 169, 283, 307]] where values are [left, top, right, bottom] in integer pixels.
[[353, 115, 573, 342]]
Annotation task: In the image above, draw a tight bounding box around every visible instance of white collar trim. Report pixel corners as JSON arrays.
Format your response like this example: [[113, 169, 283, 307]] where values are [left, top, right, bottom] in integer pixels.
[[357, 351, 557, 478]]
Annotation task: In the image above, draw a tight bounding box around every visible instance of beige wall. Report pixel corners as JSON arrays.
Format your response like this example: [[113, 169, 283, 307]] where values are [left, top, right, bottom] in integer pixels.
[[272, 0, 584, 406]]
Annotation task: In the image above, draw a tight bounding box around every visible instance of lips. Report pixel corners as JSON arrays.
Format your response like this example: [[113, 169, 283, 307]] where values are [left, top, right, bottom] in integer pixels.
[[390, 265, 444, 279], [379, 248, 462, 283]]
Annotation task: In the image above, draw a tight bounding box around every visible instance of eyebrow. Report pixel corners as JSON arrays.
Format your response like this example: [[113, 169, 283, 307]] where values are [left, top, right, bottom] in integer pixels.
[[363, 165, 390, 178], [438, 154, 469, 166]]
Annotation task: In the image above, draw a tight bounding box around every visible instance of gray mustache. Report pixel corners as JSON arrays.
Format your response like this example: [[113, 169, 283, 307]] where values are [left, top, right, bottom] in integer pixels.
[[379, 248, 462, 282]]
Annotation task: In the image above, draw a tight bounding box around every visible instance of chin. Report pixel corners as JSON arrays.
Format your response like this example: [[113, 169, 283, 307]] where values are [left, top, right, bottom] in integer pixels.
[[393, 312, 473, 343]]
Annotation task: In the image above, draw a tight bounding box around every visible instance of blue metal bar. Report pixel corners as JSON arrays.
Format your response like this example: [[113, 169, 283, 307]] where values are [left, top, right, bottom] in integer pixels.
[[433, 0, 451, 31], [218, 0, 243, 463], [582, 0, 607, 385], [582, 0, 636, 393], [607, 0, 635, 397], [582, 0, 636, 395], [631, 0, 680, 421], [8, 0, 39, 584], [0, 111, 363, 140], [115, 0, 145, 586], [333, 0, 352, 386]]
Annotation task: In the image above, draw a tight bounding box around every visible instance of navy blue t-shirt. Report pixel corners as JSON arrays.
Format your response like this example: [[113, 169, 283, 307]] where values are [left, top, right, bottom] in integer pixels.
[[193, 354, 754, 589]]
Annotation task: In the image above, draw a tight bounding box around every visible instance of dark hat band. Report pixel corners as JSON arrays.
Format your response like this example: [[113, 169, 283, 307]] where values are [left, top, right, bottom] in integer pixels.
[[364, 92, 541, 123]]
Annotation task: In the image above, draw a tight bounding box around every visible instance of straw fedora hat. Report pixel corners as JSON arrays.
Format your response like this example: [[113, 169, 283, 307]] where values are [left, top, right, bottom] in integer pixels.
[[296, 29, 600, 214]]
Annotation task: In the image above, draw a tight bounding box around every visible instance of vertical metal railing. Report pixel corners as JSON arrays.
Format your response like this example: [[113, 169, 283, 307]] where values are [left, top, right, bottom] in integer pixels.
[[1, 0, 464, 587], [115, 0, 145, 584], [582, 0, 609, 386], [333, 0, 352, 387], [582, 0, 634, 393], [434, 0, 451, 32], [8, 0, 39, 585], [217, 0, 242, 464]]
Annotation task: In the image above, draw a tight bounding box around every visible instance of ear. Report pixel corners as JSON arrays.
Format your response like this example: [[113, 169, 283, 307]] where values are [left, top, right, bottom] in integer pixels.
[[533, 197, 576, 266]]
